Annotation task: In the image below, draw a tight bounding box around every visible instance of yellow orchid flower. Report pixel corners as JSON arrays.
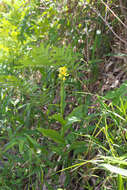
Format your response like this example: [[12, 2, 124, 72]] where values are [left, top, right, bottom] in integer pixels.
[[58, 66, 68, 81]]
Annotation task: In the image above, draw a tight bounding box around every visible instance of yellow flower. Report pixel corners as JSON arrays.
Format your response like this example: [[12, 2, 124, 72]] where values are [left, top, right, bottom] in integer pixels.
[[58, 66, 68, 81]]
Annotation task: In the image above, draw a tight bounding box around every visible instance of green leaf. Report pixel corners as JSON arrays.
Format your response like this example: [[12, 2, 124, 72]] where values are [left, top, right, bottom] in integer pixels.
[[66, 105, 86, 120], [38, 128, 65, 145], [4, 140, 18, 152], [86, 0, 90, 3], [24, 134, 39, 149], [118, 175, 124, 190], [101, 164, 127, 177], [100, 156, 127, 166], [49, 113, 66, 126], [69, 141, 87, 155], [19, 140, 25, 154], [66, 116, 81, 125], [104, 80, 127, 104]]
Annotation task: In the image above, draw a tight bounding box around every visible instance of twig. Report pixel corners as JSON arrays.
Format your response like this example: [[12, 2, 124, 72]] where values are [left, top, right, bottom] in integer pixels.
[[101, 0, 127, 30], [90, 6, 127, 45]]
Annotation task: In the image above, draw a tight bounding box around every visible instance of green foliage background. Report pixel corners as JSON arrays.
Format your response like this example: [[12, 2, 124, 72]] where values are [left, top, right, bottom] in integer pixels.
[[0, 0, 127, 189]]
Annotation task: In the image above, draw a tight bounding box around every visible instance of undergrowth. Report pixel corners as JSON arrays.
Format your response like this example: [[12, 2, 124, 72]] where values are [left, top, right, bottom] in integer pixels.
[[0, 0, 127, 189]]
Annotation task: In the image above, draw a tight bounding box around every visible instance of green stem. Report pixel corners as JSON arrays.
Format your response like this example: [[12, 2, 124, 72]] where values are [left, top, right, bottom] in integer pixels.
[[60, 80, 65, 137], [60, 80, 65, 117]]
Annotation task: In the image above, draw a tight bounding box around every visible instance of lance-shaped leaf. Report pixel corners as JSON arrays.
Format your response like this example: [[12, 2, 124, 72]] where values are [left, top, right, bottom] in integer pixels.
[[38, 128, 65, 145]]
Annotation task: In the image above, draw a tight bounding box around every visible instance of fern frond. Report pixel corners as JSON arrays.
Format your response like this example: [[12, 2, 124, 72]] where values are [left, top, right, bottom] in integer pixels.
[[19, 43, 81, 68]]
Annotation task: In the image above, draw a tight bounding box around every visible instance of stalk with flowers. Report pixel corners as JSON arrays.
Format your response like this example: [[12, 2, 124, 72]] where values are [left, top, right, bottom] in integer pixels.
[[58, 66, 68, 136], [58, 66, 68, 117]]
